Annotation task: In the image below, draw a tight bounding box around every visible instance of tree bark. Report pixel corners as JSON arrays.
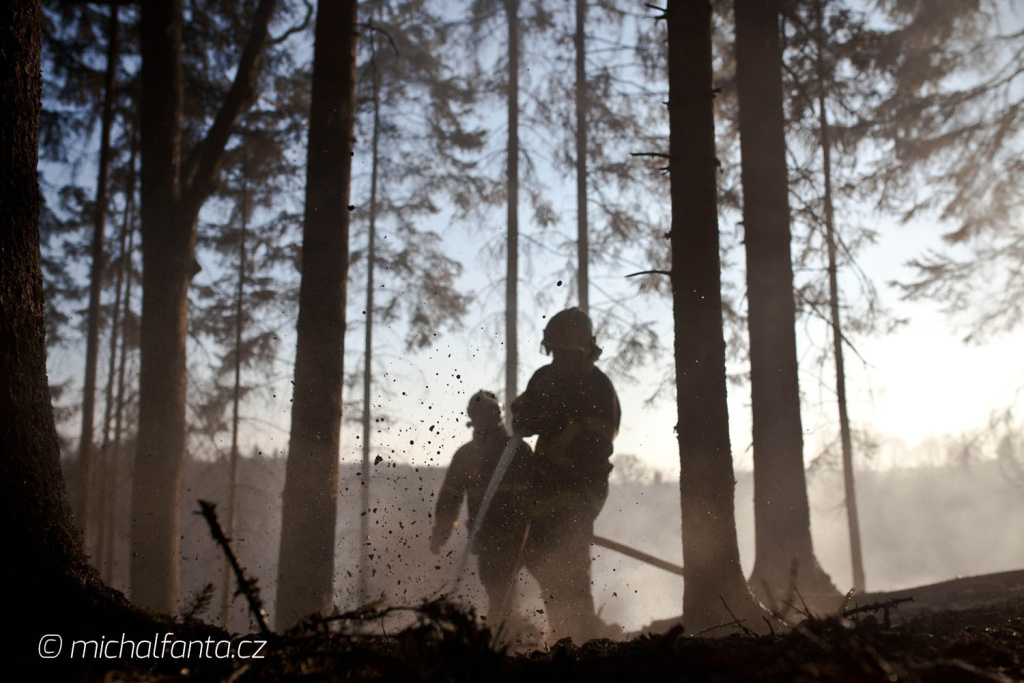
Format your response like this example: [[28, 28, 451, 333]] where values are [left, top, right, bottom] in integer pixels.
[[734, 0, 839, 606], [275, 0, 358, 629], [1, 1, 144, 661], [131, 0, 277, 615], [668, 0, 765, 633]]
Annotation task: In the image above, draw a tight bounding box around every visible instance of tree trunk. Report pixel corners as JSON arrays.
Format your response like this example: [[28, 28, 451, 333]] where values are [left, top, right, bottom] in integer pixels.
[[575, 0, 588, 315], [132, 0, 188, 616], [98, 120, 134, 584], [1, 1, 144, 660], [105, 222, 135, 589], [668, 0, 766, 633], [77, 2, 120, 556], [814, 0, 865, 592], [505, 0, 520, 413], [359, 36, 382, 608], [275, 0, 358, 629], [734, 0, 839, 606], [131, 0, 277, 615], [221, 169, 248, 630]]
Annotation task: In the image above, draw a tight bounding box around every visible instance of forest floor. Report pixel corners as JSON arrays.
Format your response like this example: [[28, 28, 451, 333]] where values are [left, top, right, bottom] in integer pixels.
[[56, 570, 1024, 682]]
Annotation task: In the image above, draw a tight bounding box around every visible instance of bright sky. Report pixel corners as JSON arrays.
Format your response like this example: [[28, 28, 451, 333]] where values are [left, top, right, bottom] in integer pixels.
[[40, 1, 1024, 482], [310, 202, 1024, 479]]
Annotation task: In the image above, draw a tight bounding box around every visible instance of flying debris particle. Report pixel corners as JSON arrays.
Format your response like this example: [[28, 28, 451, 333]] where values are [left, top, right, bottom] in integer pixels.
[[374, 455, 383, 465], [557, 280, 562, 286]]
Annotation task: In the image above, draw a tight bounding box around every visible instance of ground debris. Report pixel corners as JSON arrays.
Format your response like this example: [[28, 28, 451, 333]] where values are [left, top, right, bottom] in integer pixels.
[[58, 595, 1024, 682]]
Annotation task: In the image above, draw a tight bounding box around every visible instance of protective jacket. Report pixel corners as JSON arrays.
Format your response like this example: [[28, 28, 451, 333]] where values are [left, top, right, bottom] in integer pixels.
[[432, 426, 533, 552], [512, 363, 621, 518]]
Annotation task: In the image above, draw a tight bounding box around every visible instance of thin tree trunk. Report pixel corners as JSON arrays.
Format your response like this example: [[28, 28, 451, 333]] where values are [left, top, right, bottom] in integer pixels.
[[359, 37, 382, 608], [734, 0, 838, 606], [814, 0, 865, 592], [78, 2, 120, 556], [276, 0, 358, 629], [505, 0, 520, 412], [105, 223, 135, 589], [221, 168, 248, 630], [668, 0, 765, 633], [575, 0, 588, 315], [98, 122, 134, 584]]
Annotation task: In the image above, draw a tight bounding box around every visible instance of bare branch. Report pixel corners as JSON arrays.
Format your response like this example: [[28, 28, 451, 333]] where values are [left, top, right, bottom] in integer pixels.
[[180, 0, 279, 219], [626, 269, 671, 278], [269, 0, 313, 46]]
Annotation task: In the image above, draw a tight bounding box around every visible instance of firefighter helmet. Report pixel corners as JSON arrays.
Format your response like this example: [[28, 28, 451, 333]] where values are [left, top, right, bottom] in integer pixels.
[[542, 307, 599, 359], [467, 390, 501, 423]]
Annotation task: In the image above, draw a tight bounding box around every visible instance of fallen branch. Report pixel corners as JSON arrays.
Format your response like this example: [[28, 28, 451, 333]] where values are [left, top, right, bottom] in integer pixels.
[[720, 596, 757, 637], [844, 597, 914, 621], [197, 500, 270, 633]]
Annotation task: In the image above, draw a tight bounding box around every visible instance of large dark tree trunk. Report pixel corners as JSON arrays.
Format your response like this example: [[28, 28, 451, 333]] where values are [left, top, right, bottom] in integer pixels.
[[734, 0, 839, 606], [504, 0, 520, 412], [1, 0, 144, 662], [275, 0, 358, 629], [668, 0, 765, 633], [130, 0, 276, 615], [132, 0, 189, 616], [77, 2, 120, 555]]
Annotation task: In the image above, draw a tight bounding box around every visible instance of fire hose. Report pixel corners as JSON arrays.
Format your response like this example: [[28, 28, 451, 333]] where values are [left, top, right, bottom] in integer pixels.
[[592, 535, 684, 577]]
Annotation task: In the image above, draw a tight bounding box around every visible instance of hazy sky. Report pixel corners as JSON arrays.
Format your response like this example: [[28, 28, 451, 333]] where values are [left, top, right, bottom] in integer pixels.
[[39, 1, 1024, 480]]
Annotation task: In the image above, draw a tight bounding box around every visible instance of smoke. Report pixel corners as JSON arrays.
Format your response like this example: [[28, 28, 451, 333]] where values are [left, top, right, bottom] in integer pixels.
[[93, 447, 1024, 635]]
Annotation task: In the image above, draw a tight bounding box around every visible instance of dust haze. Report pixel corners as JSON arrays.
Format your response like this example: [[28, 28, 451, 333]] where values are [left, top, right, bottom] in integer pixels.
[[88, 445, 1024, 633]]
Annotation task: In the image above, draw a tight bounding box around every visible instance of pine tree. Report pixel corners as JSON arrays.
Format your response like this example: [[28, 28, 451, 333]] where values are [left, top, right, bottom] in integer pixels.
[[131, 0, 279, 615], [276, 0, 358, 629], [2, 0, 147, 659], [734, 0, 839, 607], [862, 1, 1024, 343], [76, 0, 120, 558], [666, 0, 768, 634]]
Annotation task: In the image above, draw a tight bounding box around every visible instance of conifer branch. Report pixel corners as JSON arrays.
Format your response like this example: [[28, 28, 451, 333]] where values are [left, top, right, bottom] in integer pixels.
[[181, 0, 278, 219]]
